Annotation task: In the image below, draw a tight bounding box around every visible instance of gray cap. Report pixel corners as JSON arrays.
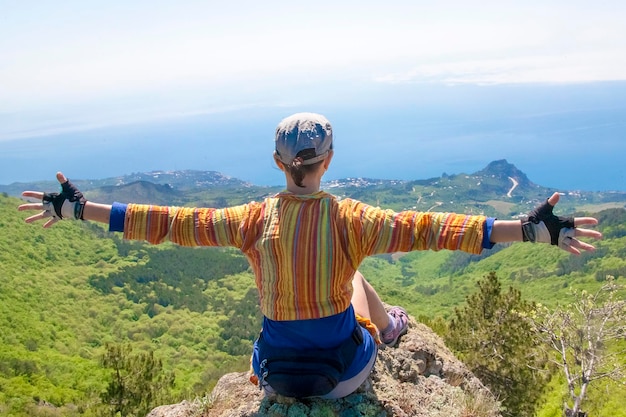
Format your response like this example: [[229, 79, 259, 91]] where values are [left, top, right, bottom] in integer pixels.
[[274, 112, 333, 165]]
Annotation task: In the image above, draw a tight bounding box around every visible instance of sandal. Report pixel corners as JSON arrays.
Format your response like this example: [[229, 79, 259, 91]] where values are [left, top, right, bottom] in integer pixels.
[[381, 306, 409, 347]]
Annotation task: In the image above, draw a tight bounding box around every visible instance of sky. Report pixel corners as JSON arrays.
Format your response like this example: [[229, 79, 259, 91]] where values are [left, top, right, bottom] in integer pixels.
[[2, 1, 626, 189]]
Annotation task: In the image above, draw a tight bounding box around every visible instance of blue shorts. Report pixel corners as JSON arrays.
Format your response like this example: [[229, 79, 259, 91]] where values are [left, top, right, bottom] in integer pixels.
[[251, 306, 378, 398]]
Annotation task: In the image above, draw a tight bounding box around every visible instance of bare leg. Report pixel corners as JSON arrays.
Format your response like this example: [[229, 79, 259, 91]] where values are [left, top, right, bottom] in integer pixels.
[[351, 270, 390, 330]]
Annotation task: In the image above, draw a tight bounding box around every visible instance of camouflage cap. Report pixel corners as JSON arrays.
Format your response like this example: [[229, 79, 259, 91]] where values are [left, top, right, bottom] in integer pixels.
[[274, 112, 333, 165]]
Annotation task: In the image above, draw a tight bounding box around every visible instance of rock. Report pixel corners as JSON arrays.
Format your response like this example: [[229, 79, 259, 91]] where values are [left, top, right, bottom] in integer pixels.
[[147, 400, 197, 417], [147, 318, 502, 417]]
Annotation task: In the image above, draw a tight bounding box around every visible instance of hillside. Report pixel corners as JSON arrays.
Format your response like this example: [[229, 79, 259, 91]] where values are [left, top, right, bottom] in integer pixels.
[[2, 160, 626, 416], [0, 193, 258, 416]]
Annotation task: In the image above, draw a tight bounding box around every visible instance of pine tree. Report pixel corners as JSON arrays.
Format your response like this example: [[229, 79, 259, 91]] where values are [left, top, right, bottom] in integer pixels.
[[99, 343, 175, 417], [447, 271, 549, 417]]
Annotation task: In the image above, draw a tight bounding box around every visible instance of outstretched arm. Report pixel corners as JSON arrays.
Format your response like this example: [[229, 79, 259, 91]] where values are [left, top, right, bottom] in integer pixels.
[[19, 172, 112, 227], [490, 192, 601, 255], [18, 172, 250, 249]]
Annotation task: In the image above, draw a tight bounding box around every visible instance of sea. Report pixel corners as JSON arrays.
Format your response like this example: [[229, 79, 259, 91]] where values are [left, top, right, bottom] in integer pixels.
[[2, 81, 626, 192]]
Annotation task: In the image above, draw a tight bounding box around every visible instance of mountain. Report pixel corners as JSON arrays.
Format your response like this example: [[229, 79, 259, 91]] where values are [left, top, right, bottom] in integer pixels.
[[86, 181, 183, 206], [0, 169, 254, 197], [474, 159, 533, 185], [99, 170, 254, 191], [4, 160, 625, 215], [470, 158, 536, 193]]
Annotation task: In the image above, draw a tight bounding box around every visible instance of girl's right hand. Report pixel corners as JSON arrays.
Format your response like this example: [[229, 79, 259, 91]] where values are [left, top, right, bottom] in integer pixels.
[[18, 172, 87, 228]]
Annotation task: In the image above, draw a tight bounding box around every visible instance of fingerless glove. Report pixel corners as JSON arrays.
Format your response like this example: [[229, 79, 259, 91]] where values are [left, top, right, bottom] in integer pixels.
[[42, 179, 87, 220], [521, 198, 575, 249]]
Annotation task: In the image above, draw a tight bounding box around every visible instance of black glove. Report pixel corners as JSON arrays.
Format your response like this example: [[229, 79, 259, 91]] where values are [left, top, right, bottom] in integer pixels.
[[521, 198, 575, 248], [42, 179, 87, 220]]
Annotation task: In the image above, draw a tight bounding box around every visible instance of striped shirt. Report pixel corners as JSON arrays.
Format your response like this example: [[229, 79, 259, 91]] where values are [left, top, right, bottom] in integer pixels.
[[113, 190, 491, 321]]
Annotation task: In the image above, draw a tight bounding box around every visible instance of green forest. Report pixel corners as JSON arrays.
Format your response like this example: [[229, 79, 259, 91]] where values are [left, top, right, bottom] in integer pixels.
[[1, 190, 625, 416]]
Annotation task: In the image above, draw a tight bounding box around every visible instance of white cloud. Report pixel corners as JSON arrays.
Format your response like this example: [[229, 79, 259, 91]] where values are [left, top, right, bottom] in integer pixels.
[[374, 51, 626, 85]]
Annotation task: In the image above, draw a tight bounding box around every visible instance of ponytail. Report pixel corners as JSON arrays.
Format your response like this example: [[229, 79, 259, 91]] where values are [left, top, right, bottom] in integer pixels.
[[284, 151, 324, 188]]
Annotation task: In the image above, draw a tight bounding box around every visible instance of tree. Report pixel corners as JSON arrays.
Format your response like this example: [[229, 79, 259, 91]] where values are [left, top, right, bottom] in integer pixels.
[[99, 343, 175, 417], [447, 271, 549, 417], [530, 277, 626, 417]]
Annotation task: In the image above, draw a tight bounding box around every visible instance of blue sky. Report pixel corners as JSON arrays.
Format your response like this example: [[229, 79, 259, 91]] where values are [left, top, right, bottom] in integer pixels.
[[2, 1, 626, 190]]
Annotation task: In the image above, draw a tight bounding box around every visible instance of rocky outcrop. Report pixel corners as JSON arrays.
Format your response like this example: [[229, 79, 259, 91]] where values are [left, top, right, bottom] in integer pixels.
[[147, 318, 502, 417]]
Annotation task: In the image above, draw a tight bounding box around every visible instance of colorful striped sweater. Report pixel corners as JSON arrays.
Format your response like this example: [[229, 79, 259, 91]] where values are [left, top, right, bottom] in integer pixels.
[[117, 191, 492, 321]]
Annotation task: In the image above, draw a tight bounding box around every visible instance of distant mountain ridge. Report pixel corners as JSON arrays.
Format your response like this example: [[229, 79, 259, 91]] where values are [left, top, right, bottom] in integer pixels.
[[106, 170, 253, 190], [0, 169, 251, 196], [4, 160, 626, 215]]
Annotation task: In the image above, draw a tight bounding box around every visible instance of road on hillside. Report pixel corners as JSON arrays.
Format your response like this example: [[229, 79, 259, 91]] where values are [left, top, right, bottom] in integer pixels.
[[507, 177, 519, 197]]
